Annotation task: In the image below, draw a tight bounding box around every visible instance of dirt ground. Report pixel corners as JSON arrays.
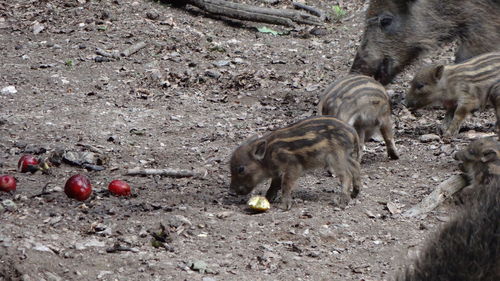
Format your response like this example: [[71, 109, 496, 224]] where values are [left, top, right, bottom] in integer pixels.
[[0, 1, 497, 280]]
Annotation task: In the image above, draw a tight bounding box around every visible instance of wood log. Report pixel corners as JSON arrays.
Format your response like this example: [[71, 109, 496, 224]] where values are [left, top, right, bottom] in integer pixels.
[[95, 47, 120, 59], [121, 41, 148, 57], [194, 1, 295, 27], [165, 0, 324, 27], [403, 174, 468, 217]]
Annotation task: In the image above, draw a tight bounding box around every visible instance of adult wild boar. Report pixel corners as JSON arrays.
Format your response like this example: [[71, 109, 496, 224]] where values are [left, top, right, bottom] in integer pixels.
[[396, 178, 500, 281], [350, 0, 500, 85]]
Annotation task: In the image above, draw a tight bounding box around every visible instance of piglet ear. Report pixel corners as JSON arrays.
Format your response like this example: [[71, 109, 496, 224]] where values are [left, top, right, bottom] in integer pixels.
[[252, 140, 267, 160], [480, 148, 498, 163], [433, 65, 444, 81]]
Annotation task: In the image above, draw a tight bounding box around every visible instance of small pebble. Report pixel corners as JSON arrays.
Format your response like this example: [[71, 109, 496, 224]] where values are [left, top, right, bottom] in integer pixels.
[[1, 200, 17, 211], [419, 134, 440, 143], [33, 23, 45, 34], [205, 70, 221, 79], [191, 260, 208, 273], [95, 56, 110, 63], [213, 60, 230, 67], [146, 11, 159, 20], [1, 86, 17, 95]]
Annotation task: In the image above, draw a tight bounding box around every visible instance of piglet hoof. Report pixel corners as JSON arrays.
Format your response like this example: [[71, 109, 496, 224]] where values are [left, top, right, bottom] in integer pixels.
[[350, 189, 359, 199], [438, 125, 446, 135], [388, 150, 399, 160], [265, 192, 278, 203], [333, 193, 350, 209], [456, 185, 477, 203], [442, 136, 452, 144], [281, 197, 293, 211]]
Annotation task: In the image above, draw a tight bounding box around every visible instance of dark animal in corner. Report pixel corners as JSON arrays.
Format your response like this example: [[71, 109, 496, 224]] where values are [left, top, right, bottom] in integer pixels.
[[397, 138, 500, 281]]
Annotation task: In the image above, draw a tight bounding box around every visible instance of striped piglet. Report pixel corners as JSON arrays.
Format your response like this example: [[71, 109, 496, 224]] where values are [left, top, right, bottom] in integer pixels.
[[230, 116, 362, 210], [319, 74, 399, 160], [405, 52, 500, 139]]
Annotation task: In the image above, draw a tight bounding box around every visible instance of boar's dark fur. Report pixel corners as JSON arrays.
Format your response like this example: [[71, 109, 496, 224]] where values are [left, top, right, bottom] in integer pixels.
[[396, 180, 500, 281], [351, 0, 500, 85]]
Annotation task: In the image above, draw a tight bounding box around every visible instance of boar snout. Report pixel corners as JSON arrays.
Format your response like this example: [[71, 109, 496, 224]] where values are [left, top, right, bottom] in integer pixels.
[[350, 52, 375, 76], [404, 99, 416, 110], [227, 188, 238, 196], [229, 183, 253, 196], [351, 53, 395, 85], [374, 57, 395, 85]]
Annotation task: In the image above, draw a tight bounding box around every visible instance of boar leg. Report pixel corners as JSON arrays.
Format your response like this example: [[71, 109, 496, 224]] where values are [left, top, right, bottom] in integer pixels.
[[348, 157, 362, 199], [440, 106, 456, 135], [333, 171, 352, 208], [444, 102, 476, 138], [379, 115, 399, 160], [281, 167, 301, 210], [327, 154, 352, 208], [355, 126, 366, 152], [353, 125, 365, 161], [265, 177, 281, 203]]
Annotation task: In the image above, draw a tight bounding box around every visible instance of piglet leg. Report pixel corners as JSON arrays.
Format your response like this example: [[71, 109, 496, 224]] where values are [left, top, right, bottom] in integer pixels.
[[265, 177, 281, 203], [280, 167, 301, 210]]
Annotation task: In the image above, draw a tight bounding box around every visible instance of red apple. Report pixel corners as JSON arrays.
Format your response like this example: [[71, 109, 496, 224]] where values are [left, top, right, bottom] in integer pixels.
[[64, 174, 92, 201], [0, 175, 16, 192], [108, 180, 131, 196], [18, 155, 39, 173]]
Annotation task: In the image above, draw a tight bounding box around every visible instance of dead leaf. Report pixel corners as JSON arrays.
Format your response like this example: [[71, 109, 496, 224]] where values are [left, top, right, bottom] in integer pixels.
[[386, 202, 402, 215]]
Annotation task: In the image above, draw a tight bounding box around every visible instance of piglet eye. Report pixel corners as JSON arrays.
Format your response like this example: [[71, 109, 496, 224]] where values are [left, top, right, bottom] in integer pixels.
[[237, 166, 245, 174], [415, 82, 424, 90]]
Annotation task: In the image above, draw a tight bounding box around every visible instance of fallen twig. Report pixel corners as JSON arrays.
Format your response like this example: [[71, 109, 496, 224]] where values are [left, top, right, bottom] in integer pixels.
[[95, 47, 120, 59], [403, 174, 468, 217], [31, 182, 53, 198], [258, 0, 279, 4], [292, 2, 326, 21], [126, 167, 207, 178], [120, 41, 147, 57], [76, 143, 105, 154], [106, 243, 139, 253]]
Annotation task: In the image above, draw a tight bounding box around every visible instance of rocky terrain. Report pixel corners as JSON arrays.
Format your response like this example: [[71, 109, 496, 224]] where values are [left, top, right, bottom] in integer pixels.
[[0, 1, 496, 280]]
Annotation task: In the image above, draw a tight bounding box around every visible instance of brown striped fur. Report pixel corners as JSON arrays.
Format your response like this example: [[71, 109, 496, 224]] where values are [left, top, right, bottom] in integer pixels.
[[319, 74, 399, 160], [405, 52, 500, 138], [230, 116, 361, 210], [453, 137, 500, 195]]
